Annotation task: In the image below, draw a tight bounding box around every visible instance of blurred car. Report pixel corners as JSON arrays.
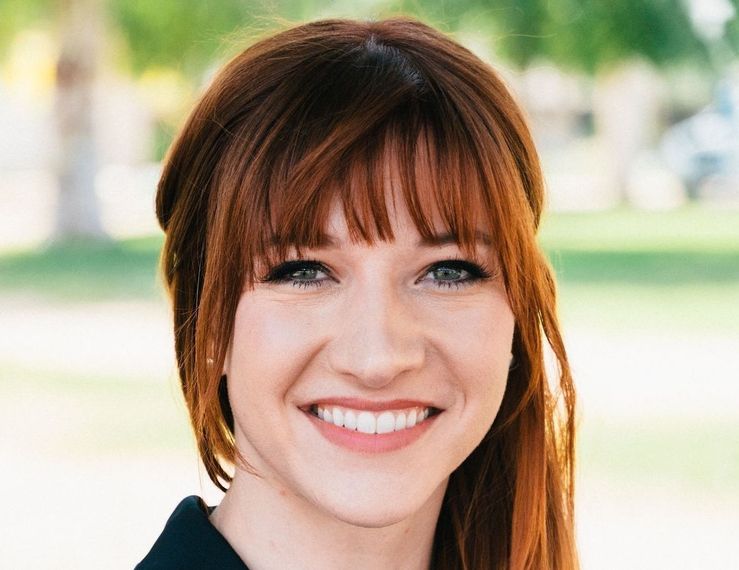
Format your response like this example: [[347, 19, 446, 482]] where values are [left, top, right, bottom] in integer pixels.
[[660, 78, 739, 200]]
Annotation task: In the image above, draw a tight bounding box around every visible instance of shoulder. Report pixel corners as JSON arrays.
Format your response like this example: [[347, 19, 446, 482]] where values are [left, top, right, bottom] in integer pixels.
[[135, 495, 248, 570]]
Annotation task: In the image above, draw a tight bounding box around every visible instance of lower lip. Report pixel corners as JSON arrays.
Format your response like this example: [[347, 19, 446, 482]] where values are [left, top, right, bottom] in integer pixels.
[[303, 409, 439, 453]]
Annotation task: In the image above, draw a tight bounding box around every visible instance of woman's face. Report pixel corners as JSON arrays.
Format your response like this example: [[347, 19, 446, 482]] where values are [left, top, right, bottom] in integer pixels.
[[224, 192, 514, 527]]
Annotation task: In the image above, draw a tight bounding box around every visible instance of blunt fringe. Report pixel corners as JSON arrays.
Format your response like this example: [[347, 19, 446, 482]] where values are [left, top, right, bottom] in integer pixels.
[[156, 17, 578, 570]]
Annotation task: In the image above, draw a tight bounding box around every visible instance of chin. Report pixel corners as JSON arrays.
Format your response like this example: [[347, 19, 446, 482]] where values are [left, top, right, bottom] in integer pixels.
[[307, 475, 448, 529], [324, 499, 420, 529]]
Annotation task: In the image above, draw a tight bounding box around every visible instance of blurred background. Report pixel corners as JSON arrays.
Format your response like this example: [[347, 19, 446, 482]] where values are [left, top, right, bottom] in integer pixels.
[[1, 0, 738, 568]]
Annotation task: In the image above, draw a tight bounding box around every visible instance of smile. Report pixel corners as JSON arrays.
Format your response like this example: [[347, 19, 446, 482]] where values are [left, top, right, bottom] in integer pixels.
[[303, 401, 442, 454], [310, 404, 437, 434]]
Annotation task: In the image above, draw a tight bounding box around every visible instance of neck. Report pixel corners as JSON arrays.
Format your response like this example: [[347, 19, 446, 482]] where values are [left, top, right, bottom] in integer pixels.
[[209, 468, 446, 570]]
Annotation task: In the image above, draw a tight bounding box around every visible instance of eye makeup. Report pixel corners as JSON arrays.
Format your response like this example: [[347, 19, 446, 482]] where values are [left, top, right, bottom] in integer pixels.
[[260, 257, 495, 290], [261, 259, 333, 289]]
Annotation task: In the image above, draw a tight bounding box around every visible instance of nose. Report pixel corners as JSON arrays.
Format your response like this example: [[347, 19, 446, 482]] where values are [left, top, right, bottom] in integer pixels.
[[327, 279, 425, 389]]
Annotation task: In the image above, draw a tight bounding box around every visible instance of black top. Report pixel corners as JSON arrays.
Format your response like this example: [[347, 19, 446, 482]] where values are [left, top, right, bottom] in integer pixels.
[[135, 496, 248, 569]]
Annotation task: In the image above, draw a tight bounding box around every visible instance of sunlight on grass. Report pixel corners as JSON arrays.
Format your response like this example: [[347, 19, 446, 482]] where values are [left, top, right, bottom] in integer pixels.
[[539, 206, 739, 332], [539, 205, 739, 252], [579, 417, 739, 498], [0, 361, 193, 456], [0, 235, 165, 301]]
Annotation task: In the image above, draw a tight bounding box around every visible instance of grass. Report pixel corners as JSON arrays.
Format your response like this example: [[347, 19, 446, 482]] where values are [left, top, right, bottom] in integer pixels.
[[538, 205, 739, 252], [579, 417, 739, 498], [539, 206, 739, 332], [0, 235, 165, 301], [0, 361, 193, 457]]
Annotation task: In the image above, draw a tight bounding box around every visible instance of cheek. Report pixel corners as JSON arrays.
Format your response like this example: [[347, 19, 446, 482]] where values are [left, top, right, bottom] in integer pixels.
[[432, 296, 514, 381], [227, 297, 324, 399], [430, 296, 514, 432]]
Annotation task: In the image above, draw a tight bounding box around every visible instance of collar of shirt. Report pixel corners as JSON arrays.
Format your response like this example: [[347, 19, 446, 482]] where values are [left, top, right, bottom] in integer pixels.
[[136, 495, 248, 569]]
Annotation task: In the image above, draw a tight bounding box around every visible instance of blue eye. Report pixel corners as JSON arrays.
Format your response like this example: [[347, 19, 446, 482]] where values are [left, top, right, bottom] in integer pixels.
[[423, 259, 492, 289], [263, 260, 331, 288]]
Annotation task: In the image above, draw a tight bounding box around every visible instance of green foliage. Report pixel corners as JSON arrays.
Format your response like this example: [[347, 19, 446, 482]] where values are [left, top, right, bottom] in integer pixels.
[[388, 0, 550, 66], [541, 0, 710, 74], [108, 0, 259, 77], [0, 0, 55, 56], [1, 0, 346, 79], [2, 0, 735, 77], [483, 0, 552, 67], [388, 0, 718, 73], [108, 0, 340, 78], [151, 120, 176, 162], [725, 0, 739, 51]]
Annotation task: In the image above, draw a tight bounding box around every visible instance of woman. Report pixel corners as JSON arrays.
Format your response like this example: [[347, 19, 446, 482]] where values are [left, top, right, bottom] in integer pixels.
[[137, 17, 578, 570]]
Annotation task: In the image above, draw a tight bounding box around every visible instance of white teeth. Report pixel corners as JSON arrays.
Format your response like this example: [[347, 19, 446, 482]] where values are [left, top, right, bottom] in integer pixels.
[[394, 412, 407, 431], [344, 410, 357, 430], [407, 409, 417, 428], [356, 411, 376, 434], [311, 405, 435, 434], [376, 411, 395, 434], [332, 407, 344, 427]]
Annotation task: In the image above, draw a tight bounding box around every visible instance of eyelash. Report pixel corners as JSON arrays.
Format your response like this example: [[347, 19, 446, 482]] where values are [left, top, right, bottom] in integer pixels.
[[261, 257, 494, 290]]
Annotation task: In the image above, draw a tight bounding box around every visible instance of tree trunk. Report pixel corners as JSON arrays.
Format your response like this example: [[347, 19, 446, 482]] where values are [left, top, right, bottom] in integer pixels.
[[52, 0, 106, 241], [592, 61, 664, 206]]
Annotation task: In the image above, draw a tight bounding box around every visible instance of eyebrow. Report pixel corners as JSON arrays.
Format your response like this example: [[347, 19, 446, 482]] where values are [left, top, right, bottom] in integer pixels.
[[272, 230, 492, 248]]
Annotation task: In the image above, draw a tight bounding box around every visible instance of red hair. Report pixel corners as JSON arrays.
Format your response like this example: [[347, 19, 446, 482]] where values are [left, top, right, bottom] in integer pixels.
[[156, 17, 578, 569]]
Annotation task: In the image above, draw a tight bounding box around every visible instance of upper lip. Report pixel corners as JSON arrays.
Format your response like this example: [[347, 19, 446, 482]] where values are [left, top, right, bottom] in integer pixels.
[[302, 397, 440, 412]]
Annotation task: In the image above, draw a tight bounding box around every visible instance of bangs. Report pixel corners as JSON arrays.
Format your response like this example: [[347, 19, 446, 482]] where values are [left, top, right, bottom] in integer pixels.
[[233, 101, 508, 282]]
